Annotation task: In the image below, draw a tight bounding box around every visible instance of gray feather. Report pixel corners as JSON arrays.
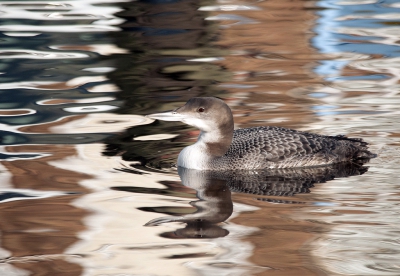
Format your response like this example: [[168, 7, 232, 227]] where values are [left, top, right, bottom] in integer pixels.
[[214, 126, 375, 169]]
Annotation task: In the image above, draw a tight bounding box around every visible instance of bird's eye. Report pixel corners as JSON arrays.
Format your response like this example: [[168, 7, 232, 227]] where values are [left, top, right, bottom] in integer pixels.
[[198, 107, 205, 113]]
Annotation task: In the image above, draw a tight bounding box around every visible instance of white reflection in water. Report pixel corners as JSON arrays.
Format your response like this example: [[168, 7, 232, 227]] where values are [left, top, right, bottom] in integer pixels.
[[199, 5, 261, 11], [0, 264, 28, 276], [66, 76, 108, 87], [0, 81, 61, 90], [87, 84, 121, 93], [306, 167, 400, 275], [338, 26, 400, 47], [337, 0, 381, 5], [347, 58, 400, 96], [0, 50, 88, 59], [50, 44, 129, 55], [0, 1, 127, 22], [307, 1, 400, 275], [337, 13, 400, 21], [73, 97, 116, 104], [37, 97, 115, 105], [187, 57, 224, 62], [187, 215, 264, 276], [0, 24, 120, 32], [53, 144, 209, 275], [82, 67, 116, 73], [45, 140, 266, 275], [63, 105, 119, 113], [1, 0, 400, 275], [3, 32, 40, 37], [206, 15, 258, 26], [51, 113, 152, 134]]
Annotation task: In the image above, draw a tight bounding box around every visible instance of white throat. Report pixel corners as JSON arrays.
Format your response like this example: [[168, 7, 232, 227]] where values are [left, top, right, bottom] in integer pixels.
[[177, 131, 224, 170]]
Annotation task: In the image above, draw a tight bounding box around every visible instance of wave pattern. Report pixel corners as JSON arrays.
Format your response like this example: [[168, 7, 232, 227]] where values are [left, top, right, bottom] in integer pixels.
[[0, 0, 129, 147], [1, 0, 400, 275]]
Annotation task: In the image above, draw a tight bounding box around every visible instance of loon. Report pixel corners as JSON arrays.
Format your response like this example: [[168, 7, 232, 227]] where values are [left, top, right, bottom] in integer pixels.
[[147, 97, 375, 170]]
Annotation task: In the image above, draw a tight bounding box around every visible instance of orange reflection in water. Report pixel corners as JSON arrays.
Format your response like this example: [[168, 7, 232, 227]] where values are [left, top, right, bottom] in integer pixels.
[[0, 143, 91, 274]]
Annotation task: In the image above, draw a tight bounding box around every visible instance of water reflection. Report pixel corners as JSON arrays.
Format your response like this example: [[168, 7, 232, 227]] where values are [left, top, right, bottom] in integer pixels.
[[145, 168, 233, 239], [104, 0, 232, 167], [1, 0, 400, 274], [113, 162, 369, 240]]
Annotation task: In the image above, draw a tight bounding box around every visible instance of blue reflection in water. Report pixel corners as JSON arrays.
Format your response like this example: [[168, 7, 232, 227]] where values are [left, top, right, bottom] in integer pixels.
[[327, 74, 388, 81], [312, 0, 400, 79]]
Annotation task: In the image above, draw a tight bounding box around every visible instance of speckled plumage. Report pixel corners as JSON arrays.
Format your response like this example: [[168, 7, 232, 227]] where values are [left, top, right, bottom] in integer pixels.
[[179, 162, 368, 198], [147, 97, 375, 170], [214, 126, 375, 170]]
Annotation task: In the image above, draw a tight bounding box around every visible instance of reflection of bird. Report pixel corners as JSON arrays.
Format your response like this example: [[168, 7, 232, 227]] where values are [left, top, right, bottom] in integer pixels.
[[211, 162, 369, 198], [144, 168, 233, 238], [147, 97, 376, 170], [145, 169, 233, 227], [141, 163, 367, 237]]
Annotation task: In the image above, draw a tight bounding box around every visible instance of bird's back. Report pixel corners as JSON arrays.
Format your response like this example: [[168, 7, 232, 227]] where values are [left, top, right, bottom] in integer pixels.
[[217, 126, 375, 169]]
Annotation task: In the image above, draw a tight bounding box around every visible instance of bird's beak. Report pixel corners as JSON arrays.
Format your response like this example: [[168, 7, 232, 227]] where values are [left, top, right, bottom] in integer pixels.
[[146, 111, 184, 122]]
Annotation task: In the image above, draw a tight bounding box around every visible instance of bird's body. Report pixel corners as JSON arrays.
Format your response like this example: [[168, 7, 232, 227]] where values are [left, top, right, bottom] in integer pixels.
[[147, 97, 375, 171]]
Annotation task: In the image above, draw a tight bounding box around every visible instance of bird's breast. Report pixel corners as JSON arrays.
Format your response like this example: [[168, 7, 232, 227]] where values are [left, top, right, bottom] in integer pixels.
[[177, 144, 212, 170]]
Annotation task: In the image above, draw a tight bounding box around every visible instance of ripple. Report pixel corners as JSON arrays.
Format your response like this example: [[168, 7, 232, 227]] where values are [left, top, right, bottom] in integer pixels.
[[82, 67, 116, 73], [3, 32, 40, 37], [75, 97, 116, 104], [0, 152, 48, 161], [337, 26, 400, 47], [315, 110, 388, 116], [51, 44, 128, 55], [0, 1, 125, 24], [87, 84, 120, 93], [187, 57, 224, 62], [350, 57, 400, 71], [0, 2, 72, 9], [324, 52, 370, 61], [369, 263, 400, 273], [0, 188, 73, 203], [51, 113, 152, 134], [337, 13, 400, 21], [338, 0, 381, 4], [66, 76, 108, 87], [0, 81, 57, 90], [63, 105, 119, 113], [0, 25, 120, 32], [219, 83, 257, 89], [0, 109, 35, 116], [199, 5, 261, 12], [206, 15, 258, 26], [0, 49, 88, 59], [36, 99, 75, 105], [37, 97, 115, 105], [0, 79, 108, 90]]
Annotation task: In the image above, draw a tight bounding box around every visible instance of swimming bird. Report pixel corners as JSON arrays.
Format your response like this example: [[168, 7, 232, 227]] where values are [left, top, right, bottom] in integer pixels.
[[146, 97, 375, 170]]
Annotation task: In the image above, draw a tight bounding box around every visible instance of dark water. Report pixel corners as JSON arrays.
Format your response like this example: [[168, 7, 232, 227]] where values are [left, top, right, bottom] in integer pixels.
[[0, 0, 400, 275]]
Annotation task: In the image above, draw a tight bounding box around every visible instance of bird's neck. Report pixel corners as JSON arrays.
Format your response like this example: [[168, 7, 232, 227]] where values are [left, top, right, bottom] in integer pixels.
[[197, 129, 233, 157], [177, 127, 233, 170]]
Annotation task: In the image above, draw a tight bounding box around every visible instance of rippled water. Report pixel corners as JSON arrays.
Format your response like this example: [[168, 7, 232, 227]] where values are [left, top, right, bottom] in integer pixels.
[[0, 0, 400, 275]]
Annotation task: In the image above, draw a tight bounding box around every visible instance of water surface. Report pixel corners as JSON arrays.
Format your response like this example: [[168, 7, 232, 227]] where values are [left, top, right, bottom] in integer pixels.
[[0, 0, 400, 275]]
